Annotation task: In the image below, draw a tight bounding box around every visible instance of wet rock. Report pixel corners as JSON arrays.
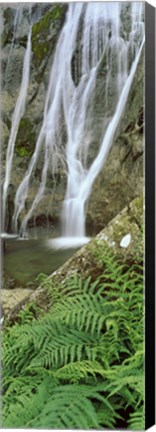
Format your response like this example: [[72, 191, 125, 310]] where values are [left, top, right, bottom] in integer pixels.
[[0, 119, 9, 156]]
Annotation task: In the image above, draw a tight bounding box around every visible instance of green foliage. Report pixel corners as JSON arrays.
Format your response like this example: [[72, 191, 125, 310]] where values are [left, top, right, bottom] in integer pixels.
[[128, 408, 145, 430], [16, 302, 43, 325], [2, 247, 144, 429], [35, 272, 49, 284]]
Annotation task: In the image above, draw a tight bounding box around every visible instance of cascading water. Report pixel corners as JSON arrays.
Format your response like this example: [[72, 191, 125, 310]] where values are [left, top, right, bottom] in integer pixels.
[[2, 24, 32, 233], [4, 3, 144, 248]]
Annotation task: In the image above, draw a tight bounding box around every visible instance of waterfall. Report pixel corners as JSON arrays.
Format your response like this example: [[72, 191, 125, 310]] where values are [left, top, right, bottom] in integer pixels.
[[2, 27, 32, 232], [78, 37, 145, 203], [5, 2, 144, 245]]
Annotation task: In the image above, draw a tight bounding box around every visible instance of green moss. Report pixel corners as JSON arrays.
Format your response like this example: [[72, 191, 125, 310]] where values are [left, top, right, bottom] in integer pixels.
[[32, 5, 66, 69], [32, 5, 63, 36], [16, 147, 31, 157], [15, 117, 36, 157], [129, 195, 143, 226]]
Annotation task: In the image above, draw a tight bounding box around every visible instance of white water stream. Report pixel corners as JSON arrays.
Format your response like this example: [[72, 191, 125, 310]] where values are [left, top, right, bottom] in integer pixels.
[[4, 3, 144, 247], [2, 28, 32, 231]]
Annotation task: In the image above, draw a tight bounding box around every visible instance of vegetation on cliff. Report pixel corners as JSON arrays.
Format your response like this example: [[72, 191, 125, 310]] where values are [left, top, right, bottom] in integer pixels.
[[2, 237, 144, 429]]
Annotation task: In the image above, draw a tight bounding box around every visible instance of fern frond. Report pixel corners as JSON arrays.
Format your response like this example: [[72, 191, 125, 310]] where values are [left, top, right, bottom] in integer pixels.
[[3, 381, 116, 429], [33, 383, 117, 429], [29, 326, 100, 368], [54, 360, 105, 382], [103, 350, 144, 407], [128, 407, 145, 430], [3, 377, 55, 428]]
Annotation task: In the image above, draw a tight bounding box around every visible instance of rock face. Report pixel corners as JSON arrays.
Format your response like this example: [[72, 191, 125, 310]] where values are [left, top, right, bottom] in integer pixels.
[[4, 195, 143, 321], [1, 4, 144, 234], [1, 288, 33, 316]]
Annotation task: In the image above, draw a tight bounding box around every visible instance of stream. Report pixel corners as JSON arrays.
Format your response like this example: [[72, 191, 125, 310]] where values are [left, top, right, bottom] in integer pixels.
[[3, 237, 78, 288]]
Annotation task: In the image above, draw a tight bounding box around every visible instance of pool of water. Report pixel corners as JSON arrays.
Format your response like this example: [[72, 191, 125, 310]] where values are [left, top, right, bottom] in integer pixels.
[[3, 238, 78, 288]]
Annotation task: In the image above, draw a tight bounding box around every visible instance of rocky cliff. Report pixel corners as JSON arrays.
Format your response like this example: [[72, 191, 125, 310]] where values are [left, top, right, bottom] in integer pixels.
[[1, 3, 144, 235]]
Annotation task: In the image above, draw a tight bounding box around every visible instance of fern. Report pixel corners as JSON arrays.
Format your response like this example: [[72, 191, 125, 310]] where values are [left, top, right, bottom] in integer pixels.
[[54, 360, 105, 382], [128, 407, 145, 430], [3, 380, 117, 429], [2, 245, 144, 429]]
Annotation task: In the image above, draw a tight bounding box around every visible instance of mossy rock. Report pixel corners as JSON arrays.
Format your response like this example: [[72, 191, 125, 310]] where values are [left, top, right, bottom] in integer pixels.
[[0, 119, 9, 147], [1, 7, 15, 46], [32, 4, 67, 70], [15, 117, 36, 157], [119, 50, 144, 135]]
